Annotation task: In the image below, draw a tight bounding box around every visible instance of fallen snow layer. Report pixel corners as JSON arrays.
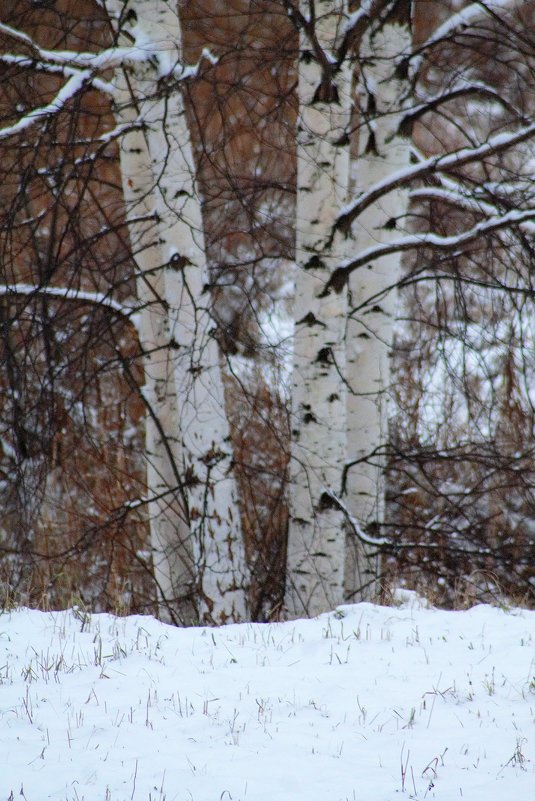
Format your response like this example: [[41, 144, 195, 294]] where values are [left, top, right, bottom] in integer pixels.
[[0, 599, 533, 801]]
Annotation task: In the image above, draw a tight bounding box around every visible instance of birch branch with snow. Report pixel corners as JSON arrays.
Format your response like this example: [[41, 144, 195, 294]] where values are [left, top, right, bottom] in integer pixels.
[[0, 283, 142, 329], [410, 0, 525, 75], [324, 489, 497, 559], [410, 186, 535, 235], [334, 120, 535, 238], [0, 71, 93, 140], [0, 21, 217, 142], [399, 82, 529, 135], [323, 206, 535, 294]]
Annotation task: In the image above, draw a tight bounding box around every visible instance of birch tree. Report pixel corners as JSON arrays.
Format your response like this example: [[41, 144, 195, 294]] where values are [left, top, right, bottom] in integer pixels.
[[110, 0, 250, 624], [0, 0, 249, 623], [285, 0, 535, 615], [285, 0, 352, 617], [344, 0, 411, 602]]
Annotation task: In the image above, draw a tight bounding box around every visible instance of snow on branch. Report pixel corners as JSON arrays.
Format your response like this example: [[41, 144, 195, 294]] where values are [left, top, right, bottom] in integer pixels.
[[0, 22, 37, 49], [0, 20, 215, 115], [0, 53, 116, 96], [399, 82, 528, 134], [323, 207, 535, 294], [335, 120, 535, 236], [0, 282, 141, 330], [396, 270, 535, 298], [321, 489, 390, 547], [412, 0, 524, 74], [325, 488, 495, 557], [410, 186, 535, 235], [336, 6, 371, 66], [0, 21, 160, 74], [0, 71, 92, 140]]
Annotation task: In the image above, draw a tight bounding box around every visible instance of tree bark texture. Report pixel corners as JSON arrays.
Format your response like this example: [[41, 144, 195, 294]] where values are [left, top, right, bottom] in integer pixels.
[[286, 0, 352, 617], [111, 0, 249, 623], [344, 2, 412, 601]]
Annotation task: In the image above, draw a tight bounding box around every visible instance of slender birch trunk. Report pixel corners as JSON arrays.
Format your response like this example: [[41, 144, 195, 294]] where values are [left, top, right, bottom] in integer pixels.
[[112, 26, 196, 625], [110, 0, 248, 623], [344, 1, 412, 601], [286, 1, 352, 617]]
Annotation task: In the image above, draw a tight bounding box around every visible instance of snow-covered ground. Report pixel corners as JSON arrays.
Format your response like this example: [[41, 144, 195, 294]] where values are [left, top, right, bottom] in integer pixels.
[[0, 596, 533, 801]]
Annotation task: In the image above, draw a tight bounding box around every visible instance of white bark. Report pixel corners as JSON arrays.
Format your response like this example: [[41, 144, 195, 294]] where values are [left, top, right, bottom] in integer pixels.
[[286, 1, 352, 618], [344, 5, 412, 600], [112, 56, 196, 624], [110, 0, 248, 623]]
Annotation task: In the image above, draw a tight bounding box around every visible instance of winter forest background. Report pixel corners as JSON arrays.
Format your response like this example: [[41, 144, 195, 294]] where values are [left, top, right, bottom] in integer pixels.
[[1, 0, 534, 625]]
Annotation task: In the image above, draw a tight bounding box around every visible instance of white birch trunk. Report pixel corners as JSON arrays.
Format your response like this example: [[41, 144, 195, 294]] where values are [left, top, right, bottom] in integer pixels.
[[286, 1, 352, 618], [112, 34, 196, 624], [344, 3, 412, 601], [110, 0, 248, 623]]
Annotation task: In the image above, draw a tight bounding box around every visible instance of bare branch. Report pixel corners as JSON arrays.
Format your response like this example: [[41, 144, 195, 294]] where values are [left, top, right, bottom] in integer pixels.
[[324, 207, 535, 294], [334, 120, 535, 237]]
